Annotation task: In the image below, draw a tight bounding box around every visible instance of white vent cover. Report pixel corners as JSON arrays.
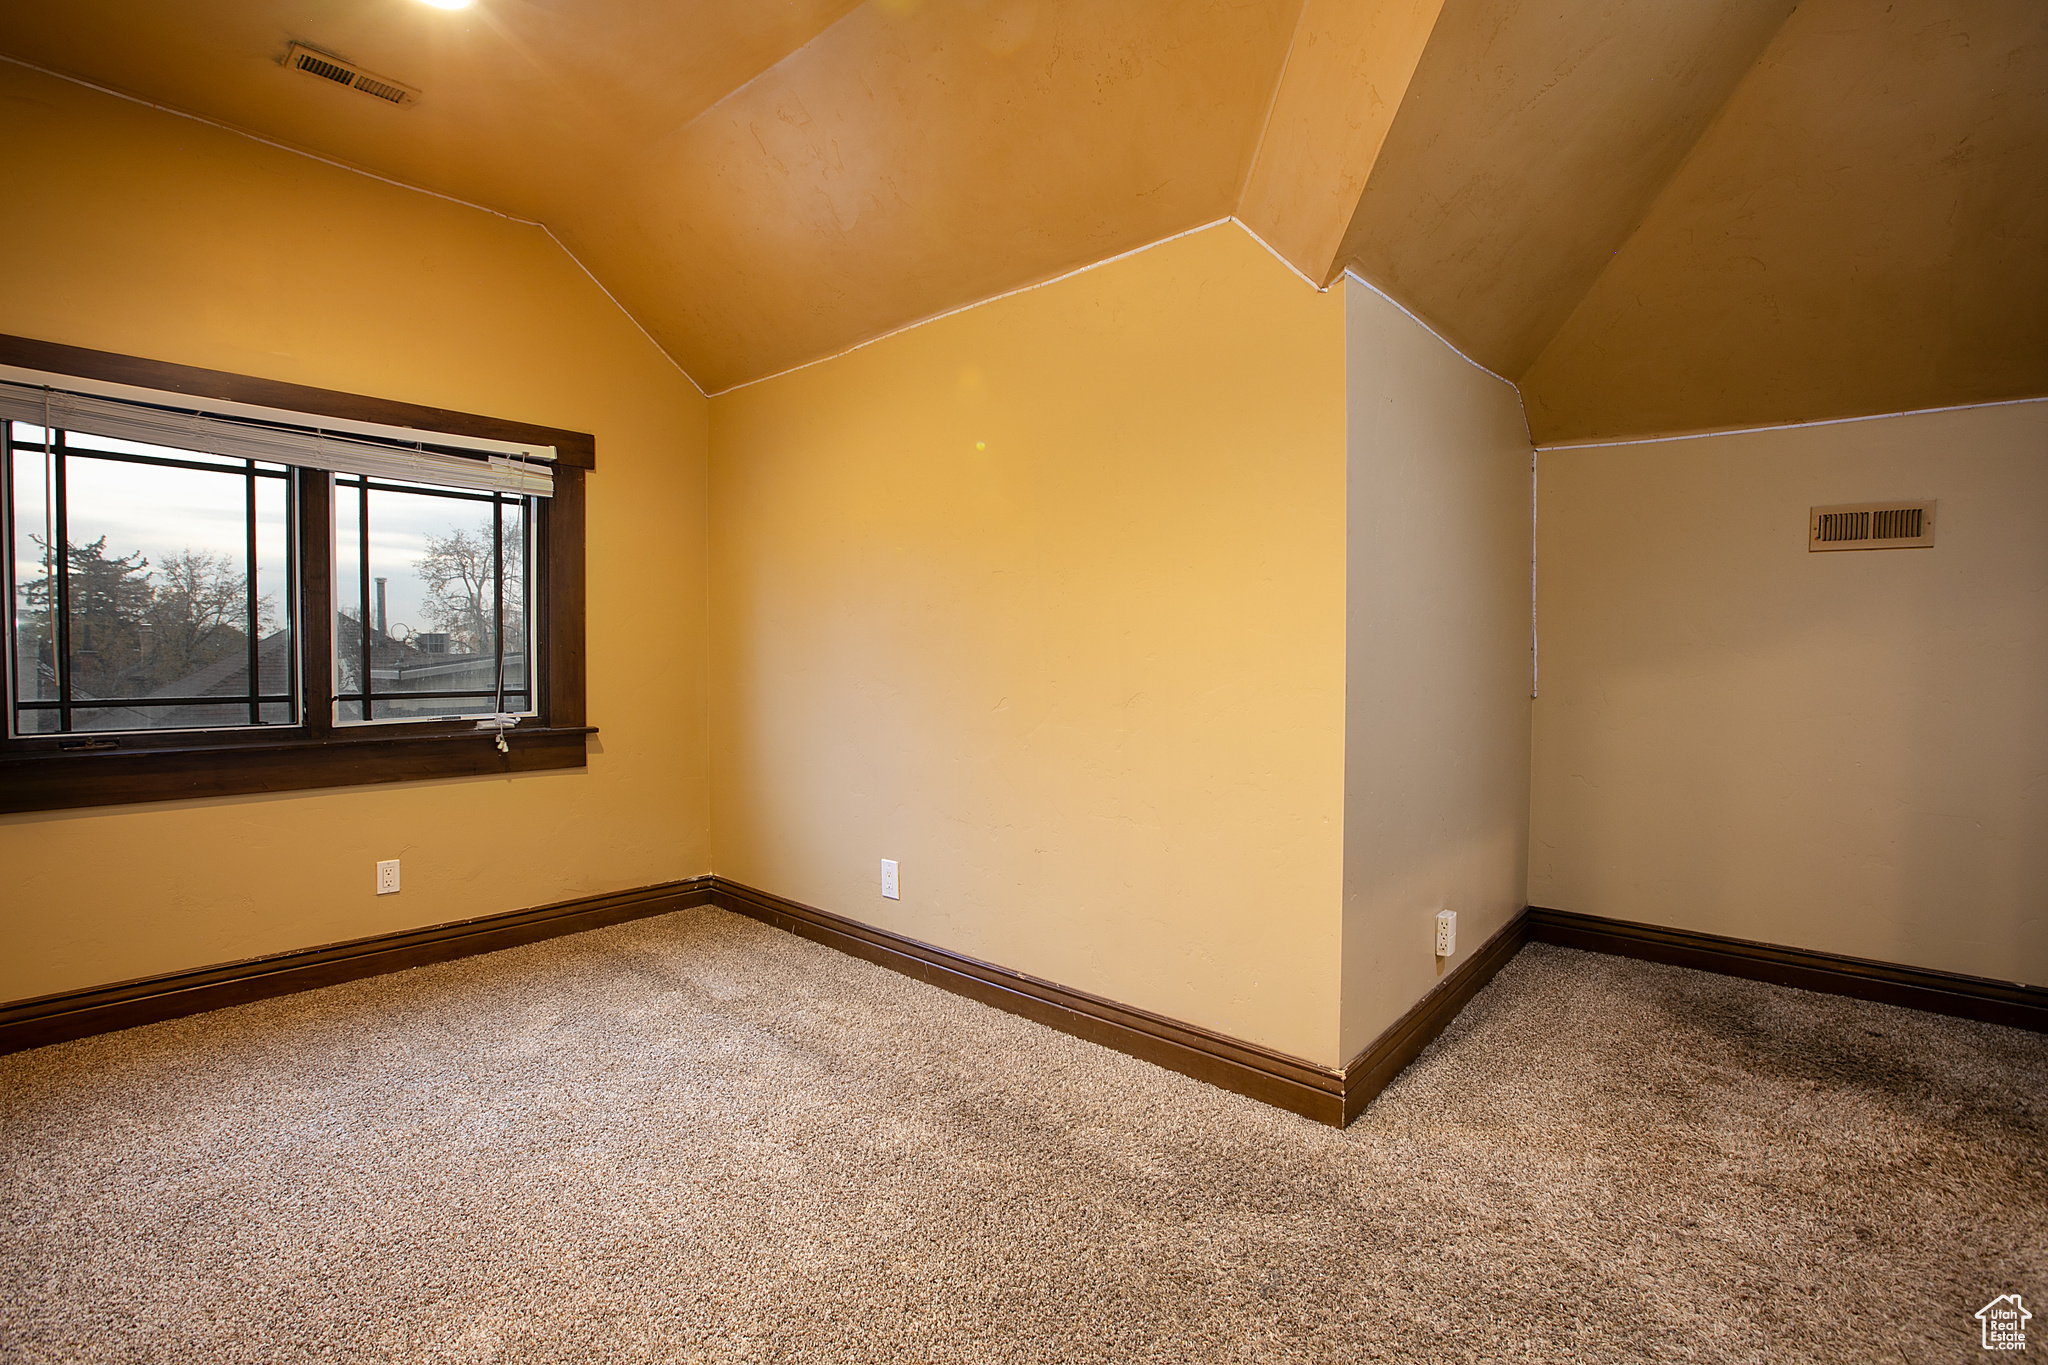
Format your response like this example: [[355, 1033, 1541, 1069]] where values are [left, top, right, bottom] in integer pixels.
[[1809, 500, 1937, 551], [285, 43, 418, 106]]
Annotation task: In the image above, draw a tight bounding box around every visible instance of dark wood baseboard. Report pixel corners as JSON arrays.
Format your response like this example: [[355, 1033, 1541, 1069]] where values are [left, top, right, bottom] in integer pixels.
[[1341, 910, 1532, 1125], [709, 879, 1351, 1125], [1528, 907, 2048, 1033], [16, 878, 2032, 1128], [0, 877, 714, 1056], [713, 883, 1537, 1128], [1, 872, 1361, 1125]]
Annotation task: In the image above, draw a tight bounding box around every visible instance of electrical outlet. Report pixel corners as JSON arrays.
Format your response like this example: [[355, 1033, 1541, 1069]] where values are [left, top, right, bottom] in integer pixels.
[[376, 859, 401, 896], [880, 858, 899, 900], [1434, 909, 1456, 958]]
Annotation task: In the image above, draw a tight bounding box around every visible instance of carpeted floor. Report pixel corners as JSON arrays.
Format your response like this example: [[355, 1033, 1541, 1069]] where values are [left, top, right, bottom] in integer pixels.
[[2, 907, 2043, 1364]]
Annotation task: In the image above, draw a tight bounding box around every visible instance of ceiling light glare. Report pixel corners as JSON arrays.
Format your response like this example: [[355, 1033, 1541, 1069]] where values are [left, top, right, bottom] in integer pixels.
[[416, 0, 473, 9]]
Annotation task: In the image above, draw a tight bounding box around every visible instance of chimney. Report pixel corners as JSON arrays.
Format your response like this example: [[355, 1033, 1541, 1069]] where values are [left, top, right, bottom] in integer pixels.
[[374, 577, 388, 637]]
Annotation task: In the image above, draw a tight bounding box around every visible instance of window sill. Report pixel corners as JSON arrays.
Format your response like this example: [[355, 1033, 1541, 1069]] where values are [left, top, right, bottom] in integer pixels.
[[0, 725, 596, 814]]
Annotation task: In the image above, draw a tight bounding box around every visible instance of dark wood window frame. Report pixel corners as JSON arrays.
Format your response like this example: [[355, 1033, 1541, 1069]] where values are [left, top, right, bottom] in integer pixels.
[[0, 334, 593, 814]]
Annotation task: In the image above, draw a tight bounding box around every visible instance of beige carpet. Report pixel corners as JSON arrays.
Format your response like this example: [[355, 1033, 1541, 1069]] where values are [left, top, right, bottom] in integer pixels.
[[2, 906, 2043, 1363]]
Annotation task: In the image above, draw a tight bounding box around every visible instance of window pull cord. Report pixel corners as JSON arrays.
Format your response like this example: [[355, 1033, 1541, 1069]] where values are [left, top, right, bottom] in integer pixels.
[[481, 451, 525, 754]]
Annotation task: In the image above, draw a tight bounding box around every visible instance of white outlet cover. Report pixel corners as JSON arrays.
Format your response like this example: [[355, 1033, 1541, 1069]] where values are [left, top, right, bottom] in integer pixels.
[[1434, 908, 1456, 957], [376, 859, 401, 895], [880, 859, 899, 900]]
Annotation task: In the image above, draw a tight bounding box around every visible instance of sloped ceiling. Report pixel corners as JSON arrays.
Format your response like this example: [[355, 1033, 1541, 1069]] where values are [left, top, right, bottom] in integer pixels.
[[1517, 0, 2048, 442], [1333, 0, 1799, 380], [0, 0, 1302, 393], [594, 0, 1299, 391], [1, 0, 2042, 432], [0, 0, 865, 227]]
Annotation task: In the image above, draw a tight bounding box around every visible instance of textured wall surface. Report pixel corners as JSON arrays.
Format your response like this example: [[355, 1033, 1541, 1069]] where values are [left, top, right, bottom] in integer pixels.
[[709, 224, 1348, 1066], [1340, 278, 1534, 1059], [0, 66, 711, 1001], [1530, 400, 2048, 984]]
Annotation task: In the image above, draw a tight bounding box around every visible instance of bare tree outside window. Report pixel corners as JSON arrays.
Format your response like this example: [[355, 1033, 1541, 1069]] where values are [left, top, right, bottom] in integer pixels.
[[332, 485, 532, 722], [415, 519, 525, 656], [145, 548, 273, 685]]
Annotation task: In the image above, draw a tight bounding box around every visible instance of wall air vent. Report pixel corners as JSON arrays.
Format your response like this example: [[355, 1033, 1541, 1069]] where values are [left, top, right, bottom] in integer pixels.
[[285, 43, 418, 107], [1808, 500, 1937, 551]]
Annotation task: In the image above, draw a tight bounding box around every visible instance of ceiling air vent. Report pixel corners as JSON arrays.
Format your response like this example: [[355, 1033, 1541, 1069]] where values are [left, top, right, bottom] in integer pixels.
[[285, 43, 418, 107], [1808, 500, 1937, 552]]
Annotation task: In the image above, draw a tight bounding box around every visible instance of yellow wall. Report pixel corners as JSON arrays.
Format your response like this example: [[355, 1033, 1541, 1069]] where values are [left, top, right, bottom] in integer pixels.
[[708, 224, 1350, 1066], [1339, 278, 1533, 1057], [1530, 400, 2048, 983], [0, 65, 711, 1001]]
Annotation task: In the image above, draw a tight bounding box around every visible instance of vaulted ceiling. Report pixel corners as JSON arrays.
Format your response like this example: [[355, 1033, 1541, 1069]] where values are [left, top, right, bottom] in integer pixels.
[[2, 0, 2042, 438]]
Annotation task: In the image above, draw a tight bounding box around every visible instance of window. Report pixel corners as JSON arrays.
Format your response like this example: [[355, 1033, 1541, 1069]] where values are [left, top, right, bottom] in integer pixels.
[[332, 476, 532, 725], [9, 424, 295, 735], [0, 334, 592, 813]]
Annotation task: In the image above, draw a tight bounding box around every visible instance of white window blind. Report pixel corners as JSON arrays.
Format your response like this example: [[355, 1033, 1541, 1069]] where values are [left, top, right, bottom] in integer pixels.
[[0, 380, 553, 497]]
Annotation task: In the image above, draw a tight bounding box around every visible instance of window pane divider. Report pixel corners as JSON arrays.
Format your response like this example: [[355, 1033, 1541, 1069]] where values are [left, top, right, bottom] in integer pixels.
[[296, 468, 336, 745], [493, 494, 505, 714], [52, 430, 72, 732], [286, 457, 301, 729], [245, 460, 260, 726]]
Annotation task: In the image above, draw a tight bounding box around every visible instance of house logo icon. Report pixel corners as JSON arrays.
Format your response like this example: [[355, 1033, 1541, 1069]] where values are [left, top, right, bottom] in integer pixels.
[[1977, 1294, 2031, 1351]]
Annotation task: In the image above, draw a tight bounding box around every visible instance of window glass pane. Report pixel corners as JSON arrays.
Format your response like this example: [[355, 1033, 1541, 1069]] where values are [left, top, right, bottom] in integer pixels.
[[255, 473, 292, 706], [8, 436, 293, 737], [333, 477, 367, 722], [337, 484, 533, 724], [507, 498, 530, 670], [62, 427, 248, 470], [366, 692, 517, 722], [62, 455, 276, 723], [71, 703, 254, 733], [9, 438, 57, 732], [367, 473, 488, 495]]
